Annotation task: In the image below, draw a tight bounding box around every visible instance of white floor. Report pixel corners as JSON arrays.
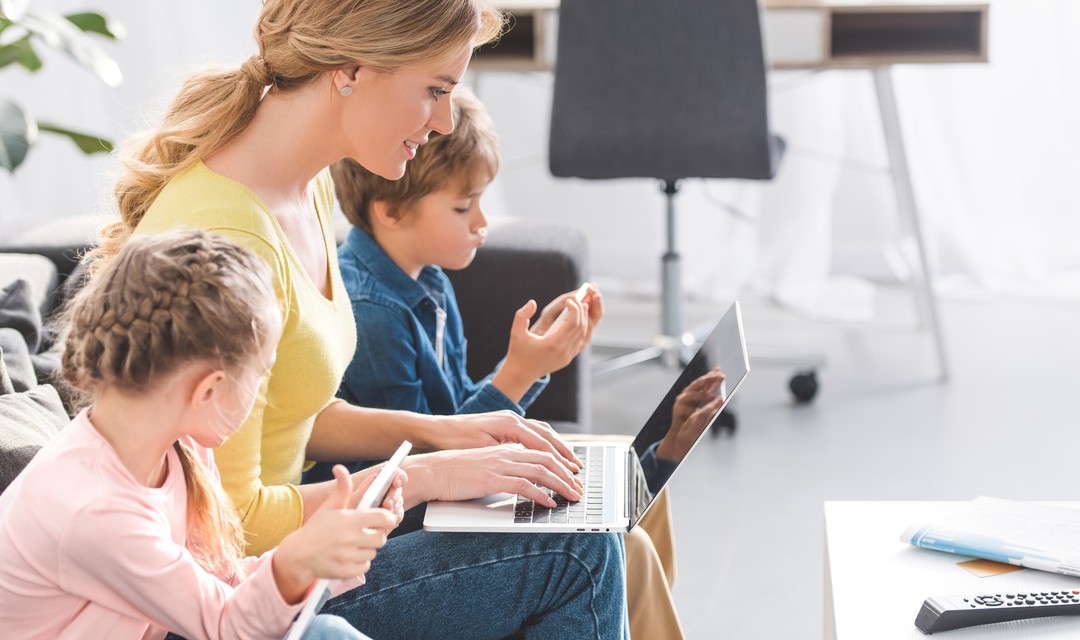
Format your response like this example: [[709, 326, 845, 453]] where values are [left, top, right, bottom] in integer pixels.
[[589, 288, 1080, 639]]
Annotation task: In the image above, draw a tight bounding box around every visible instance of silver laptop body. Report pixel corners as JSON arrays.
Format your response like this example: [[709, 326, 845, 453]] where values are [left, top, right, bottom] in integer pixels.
[[423, 301, 749, 533]]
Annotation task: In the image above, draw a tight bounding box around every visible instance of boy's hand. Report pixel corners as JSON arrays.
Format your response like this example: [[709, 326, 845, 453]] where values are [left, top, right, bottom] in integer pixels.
[[494, 297, 587, 401], [533, 284, 604, 343]]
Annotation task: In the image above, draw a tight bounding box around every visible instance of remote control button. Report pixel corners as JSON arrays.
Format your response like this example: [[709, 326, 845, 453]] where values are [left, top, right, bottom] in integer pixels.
[[975, 596, 1004, 606], [1006, 594, 1015, 598], [1026, 599, 1036, 604]]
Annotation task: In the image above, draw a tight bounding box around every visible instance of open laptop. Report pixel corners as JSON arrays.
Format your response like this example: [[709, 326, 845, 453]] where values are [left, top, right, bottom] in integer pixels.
[[424, 301, 749, 534]]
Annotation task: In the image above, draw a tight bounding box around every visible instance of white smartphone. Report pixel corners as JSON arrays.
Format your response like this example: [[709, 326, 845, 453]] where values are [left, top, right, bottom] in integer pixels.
[[551, 282, 591, 327], [284, 441, 412, 640]]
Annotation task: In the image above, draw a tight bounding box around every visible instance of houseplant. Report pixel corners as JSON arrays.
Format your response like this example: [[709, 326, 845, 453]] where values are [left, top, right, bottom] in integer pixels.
[[0, 0, 122, 172]]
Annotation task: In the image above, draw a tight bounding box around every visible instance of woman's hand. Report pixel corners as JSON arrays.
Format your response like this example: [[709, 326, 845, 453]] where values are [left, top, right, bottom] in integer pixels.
[[272, 465, 397, 604], [401, 445, 585, 509], [431, 410, 582, 471]]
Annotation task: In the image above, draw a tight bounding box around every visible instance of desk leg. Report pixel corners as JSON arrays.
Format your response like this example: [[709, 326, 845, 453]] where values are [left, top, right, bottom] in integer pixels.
[[873, 66, 950, 382], [824, 539, 837, 640]]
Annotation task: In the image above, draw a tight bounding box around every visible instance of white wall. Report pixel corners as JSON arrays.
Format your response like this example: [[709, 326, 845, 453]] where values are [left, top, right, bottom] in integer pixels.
[[3, 0, 1078, 312]]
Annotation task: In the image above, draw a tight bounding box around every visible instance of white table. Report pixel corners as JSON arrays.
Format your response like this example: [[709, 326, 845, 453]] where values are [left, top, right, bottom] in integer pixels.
[[824, 502, 1080, 639]]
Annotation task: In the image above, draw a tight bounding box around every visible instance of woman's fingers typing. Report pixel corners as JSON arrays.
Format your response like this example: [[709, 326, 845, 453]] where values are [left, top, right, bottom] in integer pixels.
[[414, 445, 585, 507]]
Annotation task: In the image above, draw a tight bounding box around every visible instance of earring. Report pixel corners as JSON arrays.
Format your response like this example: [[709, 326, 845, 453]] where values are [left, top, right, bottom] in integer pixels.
[[340, 86, 353, 97]]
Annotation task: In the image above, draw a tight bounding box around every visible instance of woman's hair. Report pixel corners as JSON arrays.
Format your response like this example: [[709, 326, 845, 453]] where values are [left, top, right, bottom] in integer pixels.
[[331, 85, 499, 232], [60, 228, 278, 577], [93, 0, 505, 267]]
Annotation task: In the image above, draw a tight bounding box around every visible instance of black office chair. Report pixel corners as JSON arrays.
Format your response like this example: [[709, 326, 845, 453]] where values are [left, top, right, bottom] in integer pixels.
[[548, 0, 819, 408]]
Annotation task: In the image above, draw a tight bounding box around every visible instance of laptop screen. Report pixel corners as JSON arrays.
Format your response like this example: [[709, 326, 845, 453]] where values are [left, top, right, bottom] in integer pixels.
[[628, 302, 749, 519]]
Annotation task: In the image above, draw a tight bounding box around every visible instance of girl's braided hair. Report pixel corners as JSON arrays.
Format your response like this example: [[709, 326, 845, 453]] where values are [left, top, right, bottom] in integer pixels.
[[60, 228, 278, 577]]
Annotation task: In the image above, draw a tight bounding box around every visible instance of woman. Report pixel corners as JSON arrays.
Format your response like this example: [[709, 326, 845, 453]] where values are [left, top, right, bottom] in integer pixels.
[[92, 0, 628, 638]]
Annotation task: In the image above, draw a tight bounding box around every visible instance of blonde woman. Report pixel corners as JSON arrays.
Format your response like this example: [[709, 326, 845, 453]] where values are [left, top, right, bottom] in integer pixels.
[[92, 1, 628, 638]]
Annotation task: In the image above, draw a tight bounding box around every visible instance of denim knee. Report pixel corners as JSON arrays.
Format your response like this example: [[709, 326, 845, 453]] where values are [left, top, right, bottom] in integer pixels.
[[569, 531, 625, 568]]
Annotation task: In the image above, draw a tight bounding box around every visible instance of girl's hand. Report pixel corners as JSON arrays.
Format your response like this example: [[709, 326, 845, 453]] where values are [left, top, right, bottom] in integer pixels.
[[401, 445, 585, 510], [346, 466, 408, 530], [273, 465, 397, 604]]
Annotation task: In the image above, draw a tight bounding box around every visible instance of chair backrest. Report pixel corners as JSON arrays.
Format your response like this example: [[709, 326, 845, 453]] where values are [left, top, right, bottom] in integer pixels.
[[549, 0, 780, 182]]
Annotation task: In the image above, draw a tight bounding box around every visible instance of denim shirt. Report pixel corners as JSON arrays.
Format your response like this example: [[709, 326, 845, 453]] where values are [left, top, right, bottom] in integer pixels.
[[336, 227, 547, 418]]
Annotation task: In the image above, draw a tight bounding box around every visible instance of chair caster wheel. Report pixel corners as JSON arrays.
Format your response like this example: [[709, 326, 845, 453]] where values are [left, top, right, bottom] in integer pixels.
[[789, 371, 819, 404], [711, 410, 737, 436]]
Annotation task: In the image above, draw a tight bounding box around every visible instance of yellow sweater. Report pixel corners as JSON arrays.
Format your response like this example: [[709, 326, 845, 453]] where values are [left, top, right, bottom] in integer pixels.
[[136, 161, 357, 554]]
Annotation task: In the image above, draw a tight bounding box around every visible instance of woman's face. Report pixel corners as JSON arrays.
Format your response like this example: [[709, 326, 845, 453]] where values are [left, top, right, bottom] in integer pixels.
[[340, 43, 474, 180]]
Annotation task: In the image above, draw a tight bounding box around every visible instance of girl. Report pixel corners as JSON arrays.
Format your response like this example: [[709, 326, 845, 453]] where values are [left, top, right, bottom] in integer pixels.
[[0, 229, 399, 640], [89, 0, 629, 637]]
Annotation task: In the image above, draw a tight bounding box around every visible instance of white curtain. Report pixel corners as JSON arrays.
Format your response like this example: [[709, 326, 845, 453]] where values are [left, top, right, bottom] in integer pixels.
[[487, 0, 1080, 318]]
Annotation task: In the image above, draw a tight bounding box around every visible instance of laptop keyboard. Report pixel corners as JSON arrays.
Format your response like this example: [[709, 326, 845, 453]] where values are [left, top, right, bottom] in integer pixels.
[[514, 446, 606, 525]]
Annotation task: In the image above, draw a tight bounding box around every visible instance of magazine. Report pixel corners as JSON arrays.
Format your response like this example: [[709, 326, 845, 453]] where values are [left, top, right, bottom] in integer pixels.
[[901, 497, 1080, 577]]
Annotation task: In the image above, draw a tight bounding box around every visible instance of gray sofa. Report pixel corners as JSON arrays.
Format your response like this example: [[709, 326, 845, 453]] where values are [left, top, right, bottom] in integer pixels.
[[0, 218, 593, 493]]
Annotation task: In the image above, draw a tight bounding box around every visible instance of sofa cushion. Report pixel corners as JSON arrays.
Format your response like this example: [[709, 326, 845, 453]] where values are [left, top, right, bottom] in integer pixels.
[[0, 279, 44, 353], [0, 329, 36, 393], [0, 255, 58, 318], [0, 345, 69, 493]]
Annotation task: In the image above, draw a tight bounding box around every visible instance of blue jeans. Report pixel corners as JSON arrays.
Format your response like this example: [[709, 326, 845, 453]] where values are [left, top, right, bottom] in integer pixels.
[[322, 529, 629, 640], [163, 613, 367, 639]]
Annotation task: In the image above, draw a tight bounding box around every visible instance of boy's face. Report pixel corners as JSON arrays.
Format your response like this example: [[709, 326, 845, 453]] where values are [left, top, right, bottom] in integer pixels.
[[398, 178, 491, 273]]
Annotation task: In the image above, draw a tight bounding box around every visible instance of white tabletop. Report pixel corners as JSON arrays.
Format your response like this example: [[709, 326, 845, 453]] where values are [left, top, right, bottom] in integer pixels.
[[824, 501, 1080, 639]]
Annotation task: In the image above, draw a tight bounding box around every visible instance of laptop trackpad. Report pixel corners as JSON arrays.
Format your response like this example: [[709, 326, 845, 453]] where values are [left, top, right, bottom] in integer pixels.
[[424, 493, 521, 531]]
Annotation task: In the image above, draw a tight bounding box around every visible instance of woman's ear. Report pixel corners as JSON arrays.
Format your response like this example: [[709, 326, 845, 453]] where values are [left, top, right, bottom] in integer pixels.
[[333, 64, 361, 95]]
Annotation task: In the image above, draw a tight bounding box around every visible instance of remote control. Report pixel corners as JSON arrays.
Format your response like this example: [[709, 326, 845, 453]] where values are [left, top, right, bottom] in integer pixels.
[[915, 590, 1080, 634]]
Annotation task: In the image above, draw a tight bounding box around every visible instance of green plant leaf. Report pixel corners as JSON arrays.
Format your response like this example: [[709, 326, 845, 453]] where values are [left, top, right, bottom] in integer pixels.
[[36, 121, 112, 155], [0, 35, 42, 71], [0, 98, 37, 171], [64, 12, 124, 40], [18, 7, 122, 86]]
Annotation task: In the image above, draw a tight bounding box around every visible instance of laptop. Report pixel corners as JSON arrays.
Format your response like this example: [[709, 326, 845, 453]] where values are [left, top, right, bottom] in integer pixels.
[[423, 301, 749, 534]]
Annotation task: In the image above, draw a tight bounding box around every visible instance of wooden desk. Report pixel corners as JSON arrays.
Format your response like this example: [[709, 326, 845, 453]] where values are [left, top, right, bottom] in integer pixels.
[[477, 0, 989, 72], [825, 502, 1080, 639], [475, 0, 991, 382]]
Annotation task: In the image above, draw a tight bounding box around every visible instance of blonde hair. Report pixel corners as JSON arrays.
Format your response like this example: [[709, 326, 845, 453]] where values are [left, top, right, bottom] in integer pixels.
[[332, 85, 499, 232], [93, 0, 505, 267], [60, 229, 278, 578]]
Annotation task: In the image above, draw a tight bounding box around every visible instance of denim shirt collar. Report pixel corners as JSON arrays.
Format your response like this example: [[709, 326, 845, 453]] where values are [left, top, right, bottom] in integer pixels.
[[342, 226, 446, 309]]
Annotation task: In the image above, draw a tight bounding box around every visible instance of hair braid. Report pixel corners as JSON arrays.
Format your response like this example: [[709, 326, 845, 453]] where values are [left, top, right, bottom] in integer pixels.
[[59, 229, 277, 578]]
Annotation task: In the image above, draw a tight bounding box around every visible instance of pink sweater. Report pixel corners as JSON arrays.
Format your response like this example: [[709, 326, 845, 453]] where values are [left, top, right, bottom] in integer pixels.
[[0, 410, 355, 640]]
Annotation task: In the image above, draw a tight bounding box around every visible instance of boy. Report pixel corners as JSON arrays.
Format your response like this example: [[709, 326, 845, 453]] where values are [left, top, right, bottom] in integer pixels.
[[329, 88, 598, 419], [325, 87, 685, 640]]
